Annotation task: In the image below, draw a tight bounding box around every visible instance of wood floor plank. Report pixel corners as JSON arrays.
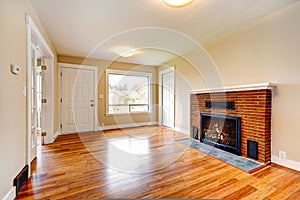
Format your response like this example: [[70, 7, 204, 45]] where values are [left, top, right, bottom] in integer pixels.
[[223, 185, 257, 200], [286, 187, 300, 200], [242, 185, 277, 200], [15, 126, 300, 199]]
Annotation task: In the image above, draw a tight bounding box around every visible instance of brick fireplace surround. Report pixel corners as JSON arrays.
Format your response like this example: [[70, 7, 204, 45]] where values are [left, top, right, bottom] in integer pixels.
[[190, 83, 276, 163]]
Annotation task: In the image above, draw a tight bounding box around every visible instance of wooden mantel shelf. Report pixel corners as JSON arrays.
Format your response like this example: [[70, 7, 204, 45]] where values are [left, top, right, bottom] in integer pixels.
[[189, 82, 277, 94]]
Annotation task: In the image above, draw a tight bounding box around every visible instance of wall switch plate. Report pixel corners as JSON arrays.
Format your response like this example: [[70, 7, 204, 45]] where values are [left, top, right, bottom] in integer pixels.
[[279, 150, 286, 162]]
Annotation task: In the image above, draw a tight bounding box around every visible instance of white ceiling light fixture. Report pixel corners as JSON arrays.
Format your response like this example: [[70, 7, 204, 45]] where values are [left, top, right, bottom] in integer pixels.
[[112, 46, 137, 58], [162, 0, 193, 7]]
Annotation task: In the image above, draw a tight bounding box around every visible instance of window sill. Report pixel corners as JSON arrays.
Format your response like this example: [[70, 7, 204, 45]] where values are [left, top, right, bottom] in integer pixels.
[[106, 112, 151, 117]]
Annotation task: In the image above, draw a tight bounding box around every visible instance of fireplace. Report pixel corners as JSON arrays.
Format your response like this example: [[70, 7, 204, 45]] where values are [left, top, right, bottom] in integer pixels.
[[200, 113, 241, 155], [191, 84, 275, 163]]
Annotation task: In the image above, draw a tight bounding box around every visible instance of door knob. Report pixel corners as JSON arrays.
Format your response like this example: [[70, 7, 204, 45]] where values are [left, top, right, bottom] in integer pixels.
[[91, 104, 94, 107]]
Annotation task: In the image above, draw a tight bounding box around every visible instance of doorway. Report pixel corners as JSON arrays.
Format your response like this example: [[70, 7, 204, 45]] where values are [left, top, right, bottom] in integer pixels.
[[29, 44, 46, 157], [159, 67, 175, 129], [26, 15, 55, 168], [58, 63, 98, 134], [36, 58, 47, 145]]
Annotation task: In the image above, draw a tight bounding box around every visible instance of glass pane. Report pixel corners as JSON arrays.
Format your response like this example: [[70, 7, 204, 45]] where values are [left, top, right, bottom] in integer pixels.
[[130, 105, 148, 112], [31, 127, 36, 147], [109, 105, 129, 114], [108, 73, 149, 114], [31, 88, 36, 107], [31, 68, 36, 88], [31, 108, 36, 125]]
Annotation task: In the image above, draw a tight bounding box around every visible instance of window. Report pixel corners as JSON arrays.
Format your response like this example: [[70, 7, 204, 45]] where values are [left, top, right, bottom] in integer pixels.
[[107, 70, 151, 114]]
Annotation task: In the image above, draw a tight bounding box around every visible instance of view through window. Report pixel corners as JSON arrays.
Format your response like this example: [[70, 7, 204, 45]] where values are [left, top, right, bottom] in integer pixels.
[[107, 71, 151, 114]]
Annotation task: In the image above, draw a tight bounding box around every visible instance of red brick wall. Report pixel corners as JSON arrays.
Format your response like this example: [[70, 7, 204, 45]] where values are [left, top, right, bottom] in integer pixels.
[[190, 89, 272, 163]]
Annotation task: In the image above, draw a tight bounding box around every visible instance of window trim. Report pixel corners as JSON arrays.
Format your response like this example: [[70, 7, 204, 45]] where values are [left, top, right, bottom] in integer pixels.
[[106, 69, 152, 115]]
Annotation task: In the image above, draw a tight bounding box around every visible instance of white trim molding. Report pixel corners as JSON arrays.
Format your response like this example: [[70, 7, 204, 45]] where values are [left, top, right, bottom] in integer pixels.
[[189, 82, 277, 94], [158, 66, 175, 127], [105, 69, 152, 116], [271, 155, 300, 172], [174, 127, 190, 135], [3, 187, 15, 200], [58, 63, 99, 134], [52, 131, 60, 143], [97, 121, 158, 131], [25, 14, 55, 171]]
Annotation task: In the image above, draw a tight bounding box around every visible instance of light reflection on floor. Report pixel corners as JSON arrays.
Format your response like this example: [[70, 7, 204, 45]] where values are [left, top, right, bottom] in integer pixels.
[[109, 138, 150, 155], [77, 127, 189, 174]]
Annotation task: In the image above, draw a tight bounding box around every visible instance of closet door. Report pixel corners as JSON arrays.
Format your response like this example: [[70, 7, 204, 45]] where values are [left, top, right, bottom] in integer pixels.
[[162, 70, 174, 128]]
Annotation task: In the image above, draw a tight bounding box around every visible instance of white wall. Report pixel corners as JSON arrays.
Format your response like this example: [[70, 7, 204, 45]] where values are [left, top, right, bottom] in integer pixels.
[[0, 0, 56, 198]]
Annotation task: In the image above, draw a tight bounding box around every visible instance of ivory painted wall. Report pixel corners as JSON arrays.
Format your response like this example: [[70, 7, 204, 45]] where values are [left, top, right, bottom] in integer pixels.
[[163, 1, 300, 164], [58, 55, 158, 128], [158, 57, 204, 134], [0, 0, 57, 198], [159, 44, 227, 134], [204, 2, 300, 163]]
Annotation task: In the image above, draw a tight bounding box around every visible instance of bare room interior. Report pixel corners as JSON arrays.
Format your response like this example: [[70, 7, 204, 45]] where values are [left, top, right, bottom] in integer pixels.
[[1, 0, 300, 199]]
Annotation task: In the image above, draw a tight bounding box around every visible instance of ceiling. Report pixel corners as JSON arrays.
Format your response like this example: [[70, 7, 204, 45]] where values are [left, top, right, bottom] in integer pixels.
[[29, 0, 298, 65]]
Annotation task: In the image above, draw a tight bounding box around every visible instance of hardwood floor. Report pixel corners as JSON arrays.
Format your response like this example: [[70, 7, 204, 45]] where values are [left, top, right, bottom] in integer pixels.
[[16, 126, 300, 199]]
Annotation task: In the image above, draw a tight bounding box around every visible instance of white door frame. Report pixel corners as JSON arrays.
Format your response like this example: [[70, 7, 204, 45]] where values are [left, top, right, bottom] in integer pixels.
[[159, 66, 175, 128], [58, 63, 98, 134], [26, 15, 55, 167]]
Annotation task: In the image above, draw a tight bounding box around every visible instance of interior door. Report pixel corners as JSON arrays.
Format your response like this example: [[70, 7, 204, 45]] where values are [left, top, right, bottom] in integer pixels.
[[162, 71, 174, 128], [61, 67, 95, 133], [30, 43, 38, 161]]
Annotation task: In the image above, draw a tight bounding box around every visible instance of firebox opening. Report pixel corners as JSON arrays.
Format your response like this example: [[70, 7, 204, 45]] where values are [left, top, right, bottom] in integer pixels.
[[200, 113, 241, 156]]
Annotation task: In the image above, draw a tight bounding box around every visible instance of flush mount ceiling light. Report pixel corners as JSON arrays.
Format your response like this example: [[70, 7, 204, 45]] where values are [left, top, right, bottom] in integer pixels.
[[162, 0, 193, 7], [112, 46, 137, 58]]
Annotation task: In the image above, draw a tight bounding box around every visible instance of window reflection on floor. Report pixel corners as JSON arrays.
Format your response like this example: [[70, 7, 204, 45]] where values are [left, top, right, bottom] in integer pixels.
[[105, 138, 151, 173], [110, 138, 150, 155]]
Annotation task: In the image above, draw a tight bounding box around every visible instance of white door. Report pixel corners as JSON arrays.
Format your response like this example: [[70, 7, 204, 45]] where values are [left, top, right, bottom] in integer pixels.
[[30, 43, 38, 161], [61, 67, 95, 133], [162, 71, 175, 128]]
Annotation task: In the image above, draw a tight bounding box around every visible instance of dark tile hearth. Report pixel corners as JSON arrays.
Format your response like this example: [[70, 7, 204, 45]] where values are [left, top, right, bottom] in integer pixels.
[[177, 138, 265, 173]]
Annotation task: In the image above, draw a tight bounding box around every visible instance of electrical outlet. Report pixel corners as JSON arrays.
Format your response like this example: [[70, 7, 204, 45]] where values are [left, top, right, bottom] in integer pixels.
[[279, 150, 286, 162]]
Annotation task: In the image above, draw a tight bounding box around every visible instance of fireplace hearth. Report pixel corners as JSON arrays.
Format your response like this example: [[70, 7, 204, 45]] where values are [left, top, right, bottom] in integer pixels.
[[190, 84, 275, 163], [200, 113, 241, 155]]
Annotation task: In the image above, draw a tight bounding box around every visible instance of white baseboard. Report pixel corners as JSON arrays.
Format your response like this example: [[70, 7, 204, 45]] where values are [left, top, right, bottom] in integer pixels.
[[174, 127, 190, 135], [97, 121, 159, 131], [42, 131, 60, 145], [3, 186, 15, 200], [50, 131, 60, 143], [271, 155, 300, 172]]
